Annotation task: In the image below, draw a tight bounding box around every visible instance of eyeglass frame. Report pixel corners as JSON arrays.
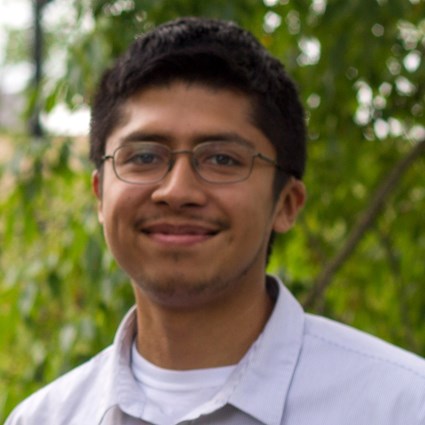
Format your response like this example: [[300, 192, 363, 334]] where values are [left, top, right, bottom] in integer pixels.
[[101, 140, 287, 185]]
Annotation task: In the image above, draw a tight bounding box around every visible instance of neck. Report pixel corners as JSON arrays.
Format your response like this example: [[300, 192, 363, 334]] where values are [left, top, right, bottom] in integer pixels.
[[132, 277, 274, 370]]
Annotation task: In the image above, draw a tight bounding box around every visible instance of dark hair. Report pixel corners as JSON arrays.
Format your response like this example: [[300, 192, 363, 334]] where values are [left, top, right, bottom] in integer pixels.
[[90, 17, 307, 196]]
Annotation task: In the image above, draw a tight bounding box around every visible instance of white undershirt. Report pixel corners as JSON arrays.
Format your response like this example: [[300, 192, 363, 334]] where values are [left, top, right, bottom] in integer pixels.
[[131, 342, 236, 425]]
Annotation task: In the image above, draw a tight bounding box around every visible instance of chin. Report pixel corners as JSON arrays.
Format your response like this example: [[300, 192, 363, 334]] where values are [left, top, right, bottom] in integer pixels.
[[132, 272, 231, 309]]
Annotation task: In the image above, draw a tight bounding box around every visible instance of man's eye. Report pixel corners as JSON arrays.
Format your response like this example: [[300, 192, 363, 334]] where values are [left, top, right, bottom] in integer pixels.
[[126, 151, 164, 165], [203, 153, 243, 167], [132, 153, 158, 164]]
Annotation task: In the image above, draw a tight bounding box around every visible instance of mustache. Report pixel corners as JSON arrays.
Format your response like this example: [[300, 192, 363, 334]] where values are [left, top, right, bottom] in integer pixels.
[[135, 213, 231, 231]]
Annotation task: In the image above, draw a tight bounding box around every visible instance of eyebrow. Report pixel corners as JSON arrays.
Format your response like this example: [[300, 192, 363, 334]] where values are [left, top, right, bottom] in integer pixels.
[[118, 131, 256, 149], [119, 131, 169, 144]]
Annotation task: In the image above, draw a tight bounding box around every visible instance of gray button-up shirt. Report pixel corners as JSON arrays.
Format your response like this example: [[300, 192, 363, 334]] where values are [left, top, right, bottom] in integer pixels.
[[6, 277, 425, 424]]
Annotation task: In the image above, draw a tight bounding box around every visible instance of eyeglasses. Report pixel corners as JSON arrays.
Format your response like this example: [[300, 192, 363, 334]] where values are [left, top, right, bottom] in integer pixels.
[[101, 141, 284, 185]]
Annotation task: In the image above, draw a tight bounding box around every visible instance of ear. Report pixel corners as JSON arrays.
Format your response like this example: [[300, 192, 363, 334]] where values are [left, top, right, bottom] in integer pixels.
[[92, 169, 104, 224], [272, 178, 306, 233]]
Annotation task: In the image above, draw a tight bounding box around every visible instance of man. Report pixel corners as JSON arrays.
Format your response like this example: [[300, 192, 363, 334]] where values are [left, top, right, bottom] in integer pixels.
[[6, 17, 425, 425]]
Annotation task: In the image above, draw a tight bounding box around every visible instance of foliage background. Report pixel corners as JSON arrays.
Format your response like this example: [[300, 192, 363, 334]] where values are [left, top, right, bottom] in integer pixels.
[[1, 0, 424, 421]]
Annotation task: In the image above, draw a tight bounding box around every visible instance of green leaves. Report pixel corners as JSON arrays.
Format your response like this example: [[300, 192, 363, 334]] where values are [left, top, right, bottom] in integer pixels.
[[0, 136, 132, 419], [1, 1, 425, 421]]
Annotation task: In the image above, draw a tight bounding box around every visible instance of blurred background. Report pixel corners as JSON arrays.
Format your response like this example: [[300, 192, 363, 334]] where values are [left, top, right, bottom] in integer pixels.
[[1, 0, 424, 420]]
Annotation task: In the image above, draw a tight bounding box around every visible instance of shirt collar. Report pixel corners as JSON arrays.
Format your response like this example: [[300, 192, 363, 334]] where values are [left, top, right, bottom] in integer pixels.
[[227, 276, 305, 425], [99, 276, 305, 425], [98, 305, 146, 422]]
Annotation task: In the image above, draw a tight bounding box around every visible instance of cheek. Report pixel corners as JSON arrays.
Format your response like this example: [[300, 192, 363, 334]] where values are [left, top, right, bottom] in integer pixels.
[[230, 193, 274, 240], [101, 185, 141, 232], [105, 178, 146, 208]]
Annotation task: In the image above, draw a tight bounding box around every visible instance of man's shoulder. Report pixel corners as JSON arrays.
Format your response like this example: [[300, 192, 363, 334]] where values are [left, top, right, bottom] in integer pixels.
[[5, 345, 114, 425], [304, 313, 425, 378], [302, 312, 425, 409], [282, 314, 425, 424]]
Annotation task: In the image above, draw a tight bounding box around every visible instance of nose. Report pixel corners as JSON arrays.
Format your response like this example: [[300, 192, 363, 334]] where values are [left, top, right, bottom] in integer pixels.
[[151, 154, 208, 210]]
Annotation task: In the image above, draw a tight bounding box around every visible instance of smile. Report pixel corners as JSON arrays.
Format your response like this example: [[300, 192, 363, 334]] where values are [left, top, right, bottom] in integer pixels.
[[141, 223, 219, 246]]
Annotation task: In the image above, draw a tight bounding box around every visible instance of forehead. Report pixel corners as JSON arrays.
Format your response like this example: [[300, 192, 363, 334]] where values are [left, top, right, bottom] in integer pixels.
[[106, 82, 275, 155]]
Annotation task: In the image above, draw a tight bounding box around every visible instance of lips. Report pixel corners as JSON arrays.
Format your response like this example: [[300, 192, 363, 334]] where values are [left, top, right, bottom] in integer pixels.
[[140, 222, 220, 246]]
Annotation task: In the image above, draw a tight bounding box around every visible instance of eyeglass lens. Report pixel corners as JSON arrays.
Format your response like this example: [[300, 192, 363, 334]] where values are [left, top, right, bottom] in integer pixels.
[[112, 141, 262, 184]]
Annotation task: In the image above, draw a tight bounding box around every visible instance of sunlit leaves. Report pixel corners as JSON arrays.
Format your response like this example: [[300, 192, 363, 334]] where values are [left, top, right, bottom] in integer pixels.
[[1, 1, 425, 422], [0, 136, 132, 420]]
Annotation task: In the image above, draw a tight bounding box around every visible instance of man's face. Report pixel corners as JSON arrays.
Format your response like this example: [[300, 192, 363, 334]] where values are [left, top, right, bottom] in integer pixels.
[[93, 82, 305, 308]]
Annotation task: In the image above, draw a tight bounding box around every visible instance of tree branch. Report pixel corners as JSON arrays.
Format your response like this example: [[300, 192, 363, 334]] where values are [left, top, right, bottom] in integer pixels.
[[376, 226, 418, 352], [303, 138, 425, 311]]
